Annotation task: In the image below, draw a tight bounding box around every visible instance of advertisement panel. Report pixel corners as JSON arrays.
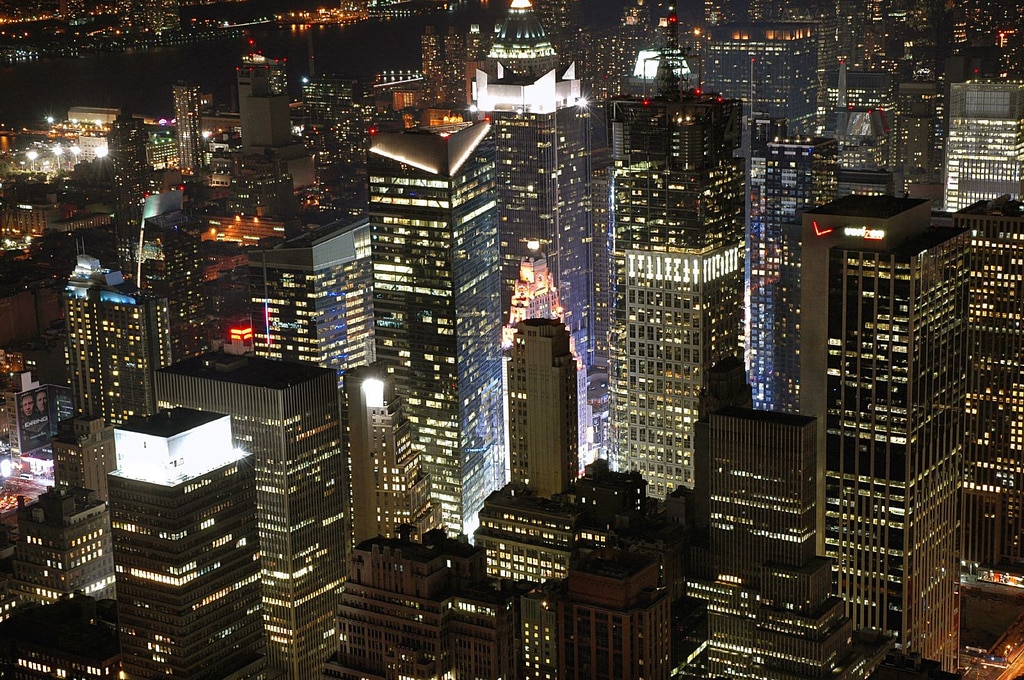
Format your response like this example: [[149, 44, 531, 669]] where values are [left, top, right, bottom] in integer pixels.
[[15, 385, 72, 456]]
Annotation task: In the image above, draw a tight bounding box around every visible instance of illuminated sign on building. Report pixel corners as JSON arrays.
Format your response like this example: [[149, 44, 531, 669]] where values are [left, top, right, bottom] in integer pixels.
[[843, 226, 886, 240]]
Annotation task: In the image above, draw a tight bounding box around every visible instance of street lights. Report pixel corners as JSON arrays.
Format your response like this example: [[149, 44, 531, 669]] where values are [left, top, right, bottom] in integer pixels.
[[52, 145, 62, 172], [25, 149, 37, 172], [69, 145, 80, 168]]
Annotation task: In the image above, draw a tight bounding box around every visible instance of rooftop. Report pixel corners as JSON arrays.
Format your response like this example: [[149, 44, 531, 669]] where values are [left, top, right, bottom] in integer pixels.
[[355, 528, 482, 561], [160, 353, 333, 390], [806, 195, 928, 219], [117, 408, 225, 439], [714, 406, 816, 428]]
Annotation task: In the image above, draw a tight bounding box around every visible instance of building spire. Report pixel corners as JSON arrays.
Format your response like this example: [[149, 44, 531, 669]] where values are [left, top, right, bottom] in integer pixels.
[[656, 5, 683, 100]]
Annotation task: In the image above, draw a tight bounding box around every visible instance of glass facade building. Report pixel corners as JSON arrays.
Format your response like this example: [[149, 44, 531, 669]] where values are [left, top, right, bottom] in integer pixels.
[[369, 122, 505, 536]]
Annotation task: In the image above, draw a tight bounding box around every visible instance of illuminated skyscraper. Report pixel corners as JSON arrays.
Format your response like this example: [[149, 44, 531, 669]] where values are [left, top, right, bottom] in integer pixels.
[[344, 364, 436, 545], [172, 82, 202, 175], [704, 23, 819, 133], [944, 81, 1024, 211], [249, 218, 374, 382], [369, 122, 504, 535], [110, 410, 265, 679], [704, 408, 886, 679], [506, 318, 581, 497], [747, 122, 837, 411], [64, 254, 172, 425], [476, 0, 593, 363], [140, 206, 207, 363], [155, 355, 346, 679], [608, 90, 745, 497], [800, 196, 965, 671], [107, 112, 150, 269], [955, 197, 1024, 569]]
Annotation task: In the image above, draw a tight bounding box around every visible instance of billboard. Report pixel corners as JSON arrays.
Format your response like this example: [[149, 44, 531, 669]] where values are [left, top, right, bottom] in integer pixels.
[[15, 385, 72, 456]]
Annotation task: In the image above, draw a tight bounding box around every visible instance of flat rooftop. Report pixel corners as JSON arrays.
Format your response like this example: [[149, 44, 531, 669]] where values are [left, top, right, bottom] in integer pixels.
[[715, 406, 815, 428], [806, 195, 928, 219], [159, 353, 333, 390], [118, 408, 224, 438]]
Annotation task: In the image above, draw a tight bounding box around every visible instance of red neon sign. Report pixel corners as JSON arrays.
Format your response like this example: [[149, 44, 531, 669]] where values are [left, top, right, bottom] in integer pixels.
[[812, 220, 833, 236]]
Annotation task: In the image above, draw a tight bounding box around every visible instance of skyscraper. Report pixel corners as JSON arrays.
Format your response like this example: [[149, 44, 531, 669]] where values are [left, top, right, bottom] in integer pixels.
[[109, 409, 265, 679], [238, 54, 290, 152], [249, 218, 374, 382], [139, 205, 207, 362], [476, 0, 593, 362], [64, 254, 172, 425], [945, 81, 1024, 211], [154, 355, 346, 679], [172, 82, 203, 175], [344, 363, 436, 545], [801, 196, 965, 670], [107, 112, 150, 269], [704, 22, 819, 133], [52, 416, 116, 501], [955, 197, 1024, 569], [369, 122, 504, 535], [506, 318, 581, 497], [704, 408, 886, 678], [608, 90, 745, 497], [747, 124, 837, 411]]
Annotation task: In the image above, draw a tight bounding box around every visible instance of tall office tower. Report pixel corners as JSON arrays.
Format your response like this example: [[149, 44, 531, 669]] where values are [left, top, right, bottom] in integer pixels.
[[476, 1, 593, 363], [825, 67, 893, 172], [507, 318, 580, 497], [172, 82, 203, 175], [64, 254, 172, 425], [607, 91, 745, 497], [705, 23, 819, 133], [520, 583, 560, 680], [110, 410, 265, 679], [894, 80, 943, 195], [327, 530, 516, 680], [800, 196, 966, 671], [344, 364, 436, 545], [532, 0, 582, 65], [249, 218, 374, 381], [421, 25, 443, 104], [705, 409, 886, 679], [52, 416, 116, 501], [747, 130, 837, 411], [945, 81, 1024, 211], [955, 197, 1024, 569], [302, 75, 372, 212], [558, 550, 671, 679], [238, 53, 292, 153], [474, 484, 581, 581], [154, 355, 346, 679], [107, 112, 150, 269], [369, 122, 504, 535], [590, 154, 613, 365], [140, 207, 207, 362], [12, 487, 115, 604]]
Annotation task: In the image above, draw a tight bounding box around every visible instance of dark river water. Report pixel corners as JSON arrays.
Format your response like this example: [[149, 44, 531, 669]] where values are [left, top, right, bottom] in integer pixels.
[[0, 0, 624, 130]]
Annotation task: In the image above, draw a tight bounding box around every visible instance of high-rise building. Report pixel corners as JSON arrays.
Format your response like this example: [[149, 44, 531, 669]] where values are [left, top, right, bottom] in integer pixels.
[[249, 218, 374, 382], [107, 112, 150, 269], [894, 80, 943, 196], [955, 197, 1024, 569], [747, 124, 837, 411], [326, 529, 516, 680], [558, 549, 670, 679], [507, 318, 581, 497], [800, 196, 965, 670], [172, 81, 203, 175], [344, 364, 436, 545], [12, 487, 115, 604], [154, 354, 346, 679], [608, 90, 745, 497], [238, 54, 290, 152], [476, 2, 593, 363], [421, 26, 465, 106], [704, 408, 887, 678], [139, 206, 207, 362], [945, 81, 1024, 211], [109, 409, 265, 679], [369, 122, 504, 535], [52, 416, 116, 501], [64, 254, 172, 425], [705, 23, 819, 133]]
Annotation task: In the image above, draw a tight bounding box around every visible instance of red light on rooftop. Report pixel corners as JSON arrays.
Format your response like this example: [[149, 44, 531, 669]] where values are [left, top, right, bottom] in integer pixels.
[[642, 98, 650, 106], [368, 126, 378, 136], [694, 88, 702, 96], [668, 14, 678, 23]]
